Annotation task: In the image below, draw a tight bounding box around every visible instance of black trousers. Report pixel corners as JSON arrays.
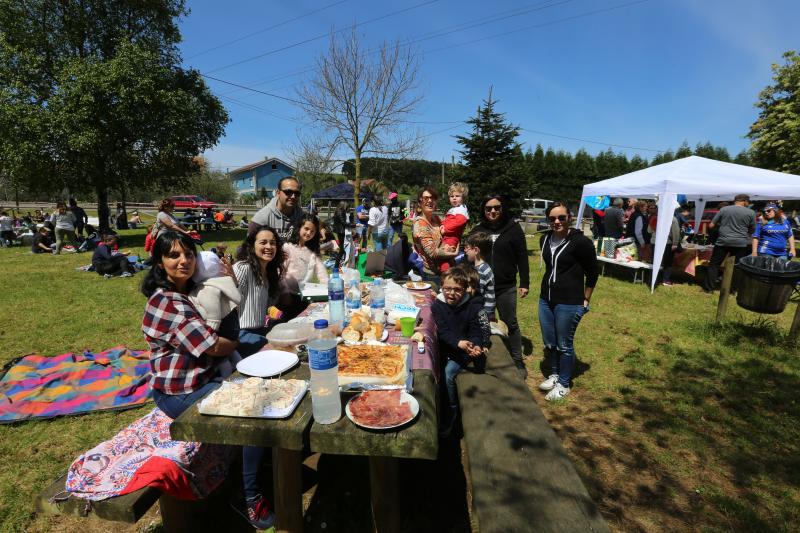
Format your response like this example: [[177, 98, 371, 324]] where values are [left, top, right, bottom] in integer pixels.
[[95, 255, 134, 276], [702, 245, 748, 291]]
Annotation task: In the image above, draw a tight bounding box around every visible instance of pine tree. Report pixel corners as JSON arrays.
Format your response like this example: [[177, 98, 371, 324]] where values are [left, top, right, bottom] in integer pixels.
[[455, 90, 529, 218]]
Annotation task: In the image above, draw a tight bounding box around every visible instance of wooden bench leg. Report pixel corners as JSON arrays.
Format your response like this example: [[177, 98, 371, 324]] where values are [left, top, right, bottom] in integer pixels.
[[273, 447, 303, 533], [369, 456, 400, 533]]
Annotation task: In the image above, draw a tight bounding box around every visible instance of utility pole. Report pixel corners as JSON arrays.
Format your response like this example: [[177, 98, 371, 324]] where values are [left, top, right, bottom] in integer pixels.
[[441, 159, 445, 185]]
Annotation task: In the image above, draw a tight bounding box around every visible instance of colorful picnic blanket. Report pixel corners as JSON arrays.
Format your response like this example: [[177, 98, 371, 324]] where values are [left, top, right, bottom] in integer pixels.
[[65, 407, 231, 500], [0, 346, 151, 423]]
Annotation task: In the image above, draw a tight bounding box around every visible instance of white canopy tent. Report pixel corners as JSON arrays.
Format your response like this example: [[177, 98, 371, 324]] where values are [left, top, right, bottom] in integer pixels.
[[575, 156, 800, 292]]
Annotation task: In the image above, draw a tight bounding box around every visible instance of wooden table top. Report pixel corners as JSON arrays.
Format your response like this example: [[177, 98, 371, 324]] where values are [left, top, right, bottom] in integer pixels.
[[309, 369, 439, 461]]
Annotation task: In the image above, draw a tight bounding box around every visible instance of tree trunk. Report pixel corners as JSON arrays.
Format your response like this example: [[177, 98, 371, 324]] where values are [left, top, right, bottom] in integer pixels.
[[97, 185, 110, 233], [354, 150, 361, 206]]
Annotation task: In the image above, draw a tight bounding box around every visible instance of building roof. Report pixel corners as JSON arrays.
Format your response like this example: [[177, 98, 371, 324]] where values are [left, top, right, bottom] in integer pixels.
[[230, 157, 295, 175]]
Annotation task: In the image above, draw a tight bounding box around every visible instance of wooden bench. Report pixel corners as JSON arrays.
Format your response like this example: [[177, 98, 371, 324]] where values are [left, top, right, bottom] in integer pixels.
[[36, 474, 160, 524], [456, 337, 610, 533]]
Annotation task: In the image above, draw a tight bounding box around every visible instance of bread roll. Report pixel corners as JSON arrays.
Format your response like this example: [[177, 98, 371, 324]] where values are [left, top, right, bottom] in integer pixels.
[[342, 326, 362, 342]]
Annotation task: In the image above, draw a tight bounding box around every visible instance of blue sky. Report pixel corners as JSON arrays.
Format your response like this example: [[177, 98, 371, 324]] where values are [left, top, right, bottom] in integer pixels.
[[177, 0, 800, 172]]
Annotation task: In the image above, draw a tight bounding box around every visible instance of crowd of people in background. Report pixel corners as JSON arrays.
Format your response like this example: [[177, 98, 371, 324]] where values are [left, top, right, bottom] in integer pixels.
[[591, 194, 798, 290]]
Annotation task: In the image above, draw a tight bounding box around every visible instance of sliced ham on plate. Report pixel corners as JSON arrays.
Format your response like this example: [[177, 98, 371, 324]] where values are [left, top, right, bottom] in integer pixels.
[[347, 390, 416, 429]]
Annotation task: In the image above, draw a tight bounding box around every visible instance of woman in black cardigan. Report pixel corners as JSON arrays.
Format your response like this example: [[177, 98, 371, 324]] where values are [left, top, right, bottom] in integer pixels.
[[537, 202, 599, 401], [470, 194, 530, 378]]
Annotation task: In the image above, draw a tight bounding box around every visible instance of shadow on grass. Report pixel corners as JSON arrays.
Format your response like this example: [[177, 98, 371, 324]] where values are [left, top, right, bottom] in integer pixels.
[[551, 316, 800, 531]]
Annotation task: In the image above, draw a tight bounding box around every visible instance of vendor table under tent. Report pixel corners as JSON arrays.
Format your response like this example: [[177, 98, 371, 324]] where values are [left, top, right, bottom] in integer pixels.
[[575, 156, 800, 292]]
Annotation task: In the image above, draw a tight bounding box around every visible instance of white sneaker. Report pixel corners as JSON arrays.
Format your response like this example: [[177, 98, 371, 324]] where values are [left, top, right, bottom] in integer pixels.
[[538, 374, 559, 391], [545, 383, 570, 401], [120, 271, 133, 278]]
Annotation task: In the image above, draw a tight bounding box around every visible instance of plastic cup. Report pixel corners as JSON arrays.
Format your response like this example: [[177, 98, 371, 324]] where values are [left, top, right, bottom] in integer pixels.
[[399, 317, 416, 337]]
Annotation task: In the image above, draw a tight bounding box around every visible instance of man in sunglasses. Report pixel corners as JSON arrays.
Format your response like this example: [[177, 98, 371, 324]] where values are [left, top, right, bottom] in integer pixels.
[[250, 176, 304, 242]]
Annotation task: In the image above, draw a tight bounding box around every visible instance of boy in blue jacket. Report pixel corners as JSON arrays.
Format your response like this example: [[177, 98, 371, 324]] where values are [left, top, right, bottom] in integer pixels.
[[432, 265, 487, 435]]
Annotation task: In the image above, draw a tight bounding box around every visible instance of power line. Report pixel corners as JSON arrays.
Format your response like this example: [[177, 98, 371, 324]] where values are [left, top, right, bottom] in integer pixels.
[[217, 0, 576, 97], [187, 1, 348, 60], [217, 95, 297, 122], [425, 0, 653, 55], [202, 74, 304, 105], [519, 128, 664, 153], [205, 0, 440, 74]]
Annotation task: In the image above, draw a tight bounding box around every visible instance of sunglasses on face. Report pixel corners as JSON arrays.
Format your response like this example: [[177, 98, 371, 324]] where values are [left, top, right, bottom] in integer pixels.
[[484, 205, 502, 212], [548, 215, 568, 222], [281, 189, 301, 197]]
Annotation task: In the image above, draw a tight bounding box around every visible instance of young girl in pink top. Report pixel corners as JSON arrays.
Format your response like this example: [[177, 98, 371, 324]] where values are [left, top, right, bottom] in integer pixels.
[[283, 213, 329, 295]]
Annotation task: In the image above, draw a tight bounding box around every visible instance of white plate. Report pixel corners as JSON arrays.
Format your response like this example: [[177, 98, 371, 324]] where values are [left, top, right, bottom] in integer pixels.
[[236, 350, 299, 377], [404, 281, 431, 290], [343, 329, 389, 345], [345, 390, 419, 430]]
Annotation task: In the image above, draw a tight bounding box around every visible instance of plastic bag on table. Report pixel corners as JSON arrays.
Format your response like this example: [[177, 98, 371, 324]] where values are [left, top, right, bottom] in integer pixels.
[[384, 279, 416, 310]]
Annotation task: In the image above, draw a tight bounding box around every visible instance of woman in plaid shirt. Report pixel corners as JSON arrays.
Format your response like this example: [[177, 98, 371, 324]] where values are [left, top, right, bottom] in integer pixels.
[[141, 231, 276, 530]]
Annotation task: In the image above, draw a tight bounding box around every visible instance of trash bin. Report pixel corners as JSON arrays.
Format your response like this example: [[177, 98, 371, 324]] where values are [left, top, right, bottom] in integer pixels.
[[735, 256, 800, 314]]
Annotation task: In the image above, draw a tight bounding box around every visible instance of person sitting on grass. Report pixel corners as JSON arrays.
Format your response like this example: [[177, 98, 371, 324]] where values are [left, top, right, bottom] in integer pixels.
[[31, 226, 55, 254], [464, 231, 496, 320], [141, 231, 275, 530], [78, 224, 102, 253], [0, 211, 16, 247], [432, 264, 487, 437], [92, 234, 135, 278]]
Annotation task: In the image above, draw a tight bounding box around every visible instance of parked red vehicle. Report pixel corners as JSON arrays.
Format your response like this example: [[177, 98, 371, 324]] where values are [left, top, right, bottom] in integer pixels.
[[169, 195, 216, 210], [686, 209, 719, 234]]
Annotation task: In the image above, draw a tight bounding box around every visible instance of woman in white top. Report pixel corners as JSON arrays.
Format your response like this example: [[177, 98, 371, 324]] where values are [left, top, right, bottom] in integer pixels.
[[283, 214, 329, 295], [233, 225, 285, 356], [368, 196, 390, 251], [51, 201, 78, 254]]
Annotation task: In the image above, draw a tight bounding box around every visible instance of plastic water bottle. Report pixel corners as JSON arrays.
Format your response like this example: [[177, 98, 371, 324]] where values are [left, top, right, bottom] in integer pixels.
[[308, 319, 342, 424], [328, 267, 345, 331], [346, 279, 362, 312], [370, 279, 385, 322]]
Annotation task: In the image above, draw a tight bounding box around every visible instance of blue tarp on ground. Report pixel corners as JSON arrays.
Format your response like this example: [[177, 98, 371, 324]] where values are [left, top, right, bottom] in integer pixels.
[[310, 182, 373, 201]]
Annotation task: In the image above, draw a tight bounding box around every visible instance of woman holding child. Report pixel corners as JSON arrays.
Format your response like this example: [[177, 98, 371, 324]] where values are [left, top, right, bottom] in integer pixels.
[[537, 202, 598, 401], [412, 187, 459, 285], [470, 194, 530, 377], [140, 231, 275, 529]]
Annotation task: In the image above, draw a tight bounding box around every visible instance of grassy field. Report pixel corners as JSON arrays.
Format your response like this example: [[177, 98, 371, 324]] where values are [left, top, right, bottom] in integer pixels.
[[1, 227, 799, 532]]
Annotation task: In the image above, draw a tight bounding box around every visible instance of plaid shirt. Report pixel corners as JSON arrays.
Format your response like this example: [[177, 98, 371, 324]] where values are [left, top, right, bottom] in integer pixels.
[[142, 289, 219, 395]]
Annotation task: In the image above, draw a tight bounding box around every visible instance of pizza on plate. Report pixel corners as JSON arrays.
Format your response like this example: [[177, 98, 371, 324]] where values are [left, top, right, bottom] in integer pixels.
[[337, 344, 407, 385]]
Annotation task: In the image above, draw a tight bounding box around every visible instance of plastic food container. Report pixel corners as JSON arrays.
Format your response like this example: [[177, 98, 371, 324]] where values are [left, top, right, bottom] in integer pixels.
[[266, 322, 313, 346]]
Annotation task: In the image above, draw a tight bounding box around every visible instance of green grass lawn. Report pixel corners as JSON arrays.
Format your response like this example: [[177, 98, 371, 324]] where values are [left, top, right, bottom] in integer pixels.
[[1, 228, 799, 532]]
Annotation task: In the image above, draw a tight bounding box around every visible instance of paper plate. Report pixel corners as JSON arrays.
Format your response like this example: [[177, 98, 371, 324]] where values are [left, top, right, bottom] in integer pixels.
[[236, 350, 299, 378], [404, 281, 431, 290], [345, 391, 419, 430]]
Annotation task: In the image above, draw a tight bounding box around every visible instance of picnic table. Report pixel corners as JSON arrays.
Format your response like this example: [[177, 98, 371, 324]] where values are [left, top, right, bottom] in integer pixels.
[[170, 289, 440, 533]]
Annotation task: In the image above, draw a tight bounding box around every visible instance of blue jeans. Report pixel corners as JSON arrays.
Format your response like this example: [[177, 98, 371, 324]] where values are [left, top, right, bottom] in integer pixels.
[[538, 299, 588, 388], [388, 223, 403, 245], [238, 327, 267, 357], [444, 355, 486, 412], [153, 379, 265, 500], [372, 230, 389, 251]]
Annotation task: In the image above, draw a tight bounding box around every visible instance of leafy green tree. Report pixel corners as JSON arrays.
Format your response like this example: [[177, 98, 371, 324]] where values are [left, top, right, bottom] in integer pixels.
[[0, 0, 228, 231], [454, 91, 529, 218], [747, 51, 800, 173]]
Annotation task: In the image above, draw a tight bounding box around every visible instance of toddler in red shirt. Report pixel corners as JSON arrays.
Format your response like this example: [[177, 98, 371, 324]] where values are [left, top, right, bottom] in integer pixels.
[[439, 182, 469, 272]]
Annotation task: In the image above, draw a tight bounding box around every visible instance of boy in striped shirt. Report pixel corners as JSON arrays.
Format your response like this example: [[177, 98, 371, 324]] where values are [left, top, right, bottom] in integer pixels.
[[464, 231, 496, 319]]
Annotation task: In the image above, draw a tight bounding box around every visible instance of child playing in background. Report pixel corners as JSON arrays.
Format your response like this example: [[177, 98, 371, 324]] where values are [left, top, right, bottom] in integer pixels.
[[464, 231, 496, 319], [188, 251, 241, 375], [432, 265, 487, 436], [439, 182, 470, 272]]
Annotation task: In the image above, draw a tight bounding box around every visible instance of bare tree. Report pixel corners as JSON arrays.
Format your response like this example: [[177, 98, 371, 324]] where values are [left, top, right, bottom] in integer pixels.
[[286, 133, 340, 179], [298, 28, 423, 203]]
